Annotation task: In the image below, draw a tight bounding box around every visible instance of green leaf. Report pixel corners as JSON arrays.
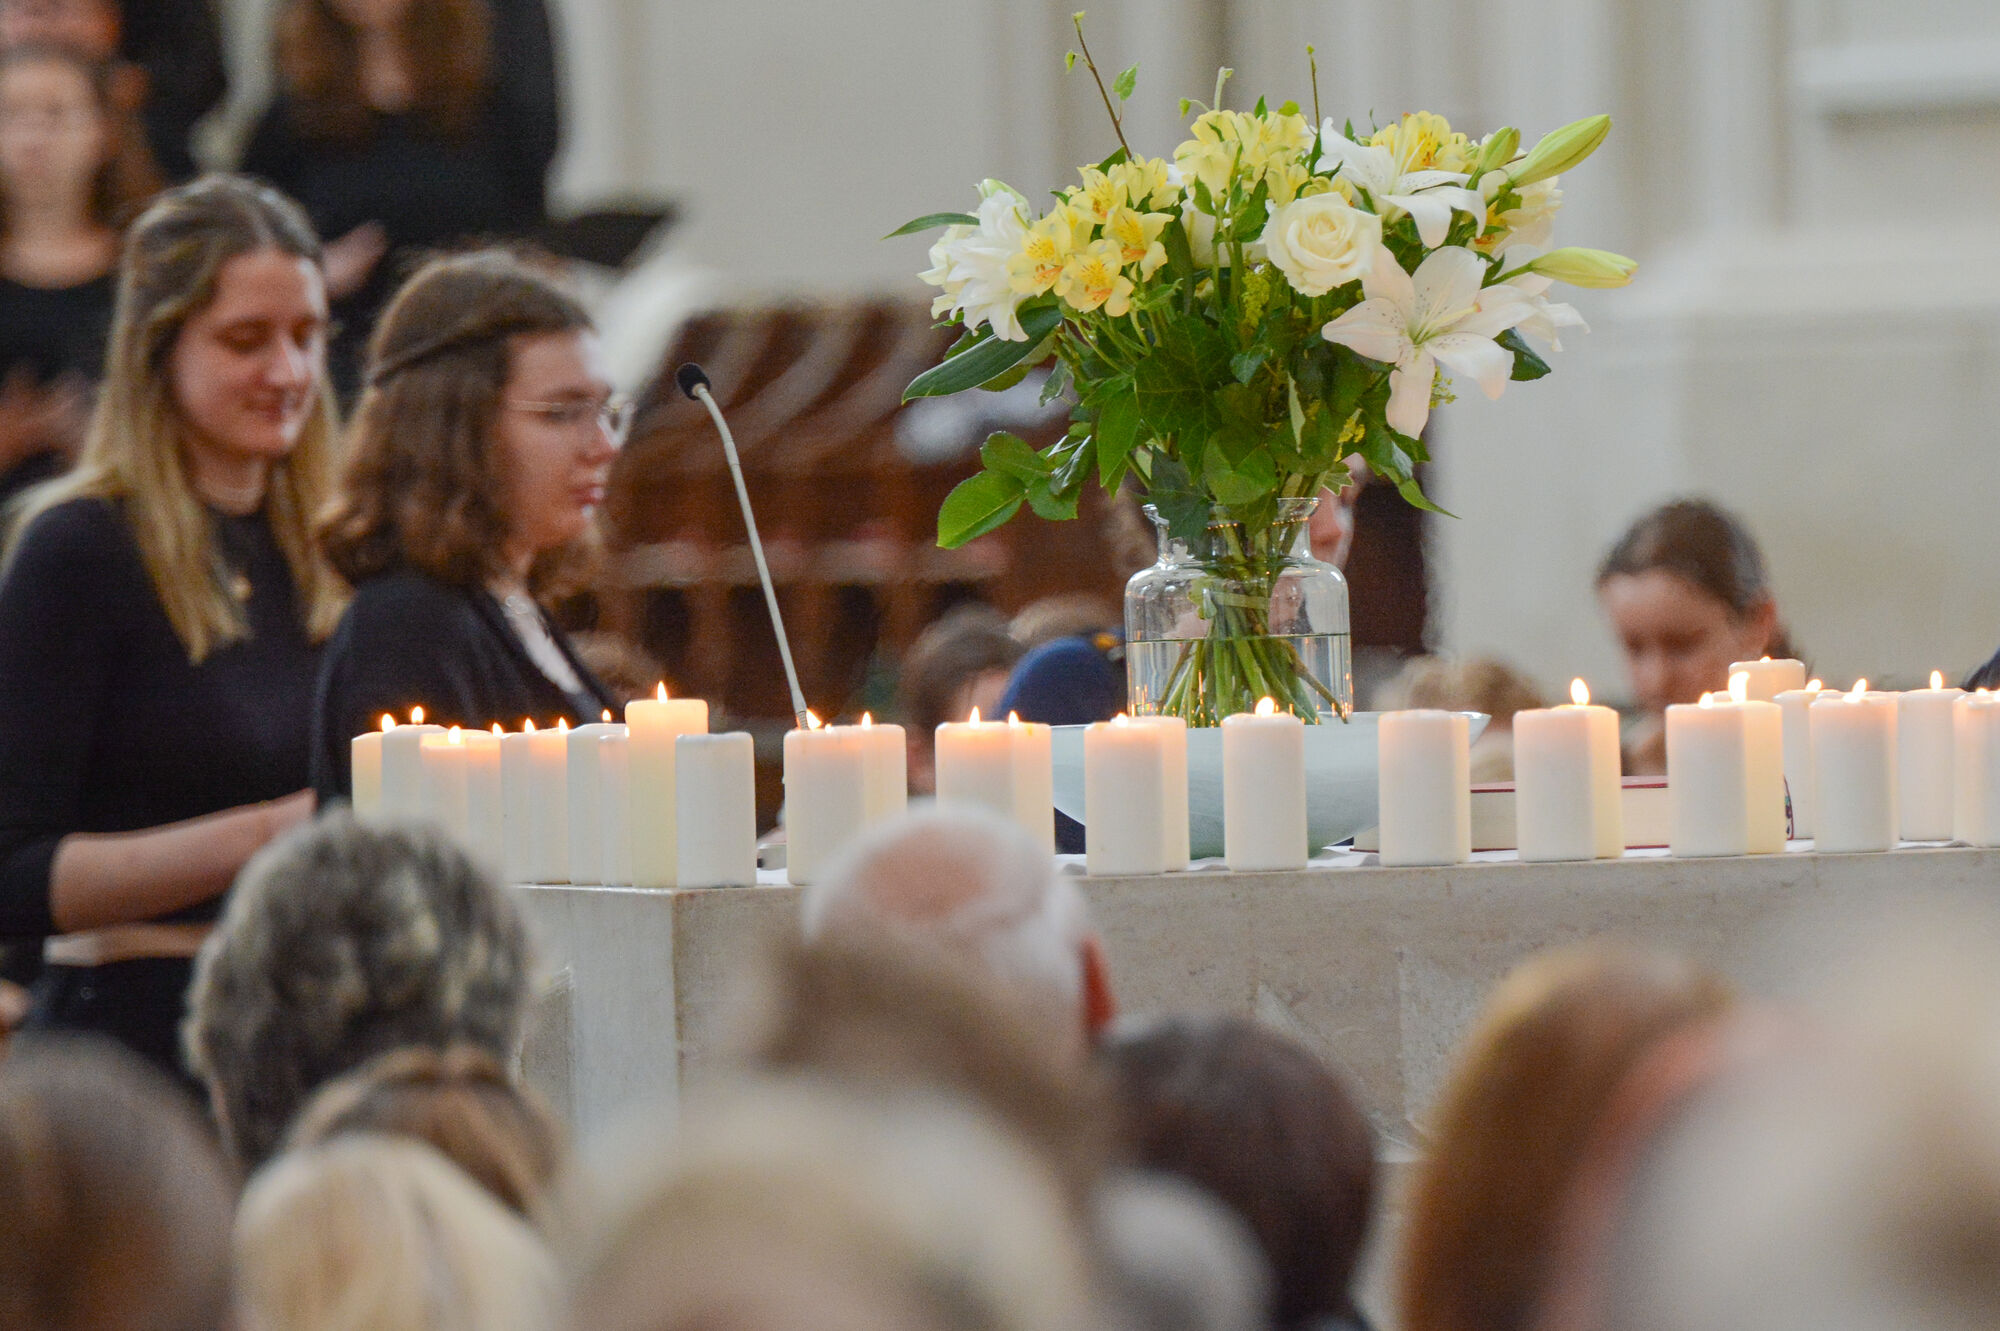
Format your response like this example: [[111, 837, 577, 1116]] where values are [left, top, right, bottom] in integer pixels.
[[1095, 145, 1130, 172], [1276, 99, 1300, 116], [1093, 390, 1142, 485], [1133, 320, 1229, 439], [1143, 456, 1209, 544], [1027, 475, 1081, 521], [1065, 50, 1078, 71], [1230, 348, 1266, 384], [1498, 328, 1552, 381], [979, 431, 1049, 483], [1039, 359, 1073, 406], [1203, 446, 1277, 505], [1052, 435, 1096, 493], [1394, 472, 1455, 517], [1113, 63, 1138, 101], [1179, 97, 1192, 117], [937, 471, 1026, 547], [903, 303, 1064, 401], [884, 211, 979, 239], [1253, 95, 1268, 116], [979, 361, 1033, 393]]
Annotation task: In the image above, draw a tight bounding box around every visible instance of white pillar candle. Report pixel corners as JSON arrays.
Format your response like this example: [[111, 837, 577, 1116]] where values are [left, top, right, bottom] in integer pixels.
[[1007, 713, 1055, 854], [676, 732, 758, 887], [1513, 679, 1623, 862], [600, 731, 632, 886], [420, 728, 471, 844], [565, 716, 622, 885], [1222, 698, 1309, 870], [856, 714, 909, 824], [1129, 715, 1190, 870], [1953, 691, 2000, 846], [460, 728, 502, 866], [1811, 681, 1898, 854], [624, 685, 710, 889], [1776, 680, 1826, 840], [380, 711, 443, 822], [1735, 679, 1787, 855], [527, 720, 569, 883], [1727, 656, 1807, 703], [1084, 715, 1167, 876], [1666, 693, 1749, 857], [784, 716, 869, 886], [1377, 708, 1471, 868], [499, 724, 535, 883], [935, 708, 1017, 817], [351, 724, 385, 820], [1897, 670, 1963, 842]]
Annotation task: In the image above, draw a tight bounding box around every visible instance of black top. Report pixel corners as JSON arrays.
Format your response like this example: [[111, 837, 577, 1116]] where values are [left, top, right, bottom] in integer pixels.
[[1969, 649, 2000, 692], [311, 568, 616, 804], [0, 497, 320, 938], [0, 272, 115, 386], [119, 0, 229, 182]]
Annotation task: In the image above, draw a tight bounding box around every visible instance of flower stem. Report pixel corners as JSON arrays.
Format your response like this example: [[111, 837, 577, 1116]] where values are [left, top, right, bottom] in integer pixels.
[[1071, 15, 1131, 157]]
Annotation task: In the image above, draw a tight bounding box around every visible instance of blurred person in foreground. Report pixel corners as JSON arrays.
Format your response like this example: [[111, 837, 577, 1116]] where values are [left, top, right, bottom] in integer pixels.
[[567, 1077, 1103, 1331], [895, 602, 1022, 794], [286, 1041, 565, 1227], [183, 811, 533, 1168], [1104, 1014, 1379, 1331], [0, 1035, 235, 1331], [236, 1132, 556, 1331], [800, 805, 1115, 1058], [1383, 656, 1549, 783], [1397, 942, 1734, 1331], [1596, 499, 1795, 774]]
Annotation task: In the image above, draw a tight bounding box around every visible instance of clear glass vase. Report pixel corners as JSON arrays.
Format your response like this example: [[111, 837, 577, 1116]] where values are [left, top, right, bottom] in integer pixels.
[[1124, 498, 1353, 725]]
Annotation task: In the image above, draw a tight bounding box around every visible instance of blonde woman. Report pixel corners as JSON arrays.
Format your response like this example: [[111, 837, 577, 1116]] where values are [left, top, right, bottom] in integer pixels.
[[0, 174, 344, 1080], [235, 1133, 557, 1331]]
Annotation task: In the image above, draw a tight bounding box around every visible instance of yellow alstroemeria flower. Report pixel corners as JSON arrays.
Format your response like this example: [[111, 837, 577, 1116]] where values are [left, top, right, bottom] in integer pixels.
[[1174, 109, 1312, 201], [1104, 206, 1170, 278], [1055, 239, 1135, 316], [1112, 156, 1179, 211], [1006, 206, 1079, 295], [1370, 111, 1474, 176], [1069, 166, 1130, 225]]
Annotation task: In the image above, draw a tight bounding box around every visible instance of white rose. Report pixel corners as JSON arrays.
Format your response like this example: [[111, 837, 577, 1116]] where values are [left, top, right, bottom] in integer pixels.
[[1258, 195, 1381, 297]]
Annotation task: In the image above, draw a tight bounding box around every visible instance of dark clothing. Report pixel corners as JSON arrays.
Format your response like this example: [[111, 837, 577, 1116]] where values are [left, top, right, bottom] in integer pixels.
[[119, 0, 229, 182], [240, 0, 562, 395], [1969, 649, 2000, 692], [23, 957, 200, 1093], [999, 633, 1127, 854], [0, 272, 114, 385], [0, 497, 319, 938], [311, 568, 616, 804]]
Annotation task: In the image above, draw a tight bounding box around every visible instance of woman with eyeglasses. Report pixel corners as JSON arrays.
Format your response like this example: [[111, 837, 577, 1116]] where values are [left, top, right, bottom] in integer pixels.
[[311, 249, 621, 803]]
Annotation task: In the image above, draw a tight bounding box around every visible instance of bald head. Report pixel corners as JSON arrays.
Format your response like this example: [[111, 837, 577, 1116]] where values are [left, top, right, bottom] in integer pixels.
[[801, 808, 1114, 1049]]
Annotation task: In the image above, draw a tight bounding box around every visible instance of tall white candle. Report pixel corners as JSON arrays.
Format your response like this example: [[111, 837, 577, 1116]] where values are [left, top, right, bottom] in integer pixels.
[[1811, 681, 1898, 854], [527, 720, 568, 883], [1222, 698, 1309, 871], [935, 708, 1017, 817], [1129, 715, 1190, 871], [784, 716, 868, 886], [856, 714, 909, 824], [565, 716, 621, 885], [1008, 714, 1056, 854], [1897, 670, 1963, 842], [420, 729, 471, 844], [351, 723, 385, 820], [625, 685, 710, 889], [1084, 715, 1167, 876], [1736, 682, 1787, 855], [1666, 693, 1749, 857], [1727, 656, 1806, 703], [499, 724, 535, 883], [381, 710, 443, 822], [1954, 691, 2000, 846], [1513, 679, 1623, 862], [600, 731, 632, 886], [1776, 679, 1826, 840], [460, 728, 502, 865], [1377, 709, 1471, 868], [676, 732, 758, 887]]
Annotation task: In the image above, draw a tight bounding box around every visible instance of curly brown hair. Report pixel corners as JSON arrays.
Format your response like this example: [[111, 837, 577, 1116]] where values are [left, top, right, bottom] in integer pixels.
[[318, 248, 593, 592], [274, 0, 491, 145]]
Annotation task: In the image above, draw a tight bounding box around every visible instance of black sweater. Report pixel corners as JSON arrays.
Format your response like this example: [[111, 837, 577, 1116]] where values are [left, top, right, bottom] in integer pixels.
[[0, 497, 319, 938], [311, 568, 616, 804]]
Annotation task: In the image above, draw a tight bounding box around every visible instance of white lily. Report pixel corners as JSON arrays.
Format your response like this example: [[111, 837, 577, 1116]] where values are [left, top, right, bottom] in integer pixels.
[[1319, 124, 1488, 249], [1478, 269, 1588, 353], [920, 188, 1031, 341], [1320, 245, 1529, 438]]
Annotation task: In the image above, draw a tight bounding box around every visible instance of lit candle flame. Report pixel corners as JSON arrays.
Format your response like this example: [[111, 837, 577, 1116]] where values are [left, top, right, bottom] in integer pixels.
[[410, 705, 425, 725], [1112, 712, 1129, 727], [448, 726, 462, 744], [1570, 678, 1590, 706], [557, 718, 568, 732], [1255, 697, 1277, 716], [1807, 678, 1823, 691], [656, 682, 668, 701], [1761, 655, 1772, 662], [1007, 711, 1021, 726], [1931, 670, 1945, 691], [1728, 671, 1749, 704], [1699, 692, 1714, 708], [380, 714, 396, 732], [804, 709, 823, 731], [1848, 678, 1868, 701], [601, 709, 613, 723], [523, 718, 536, 732], [860, 711, 873, 727], [491, 722, 503, 735], [968, 706, 981, 724]]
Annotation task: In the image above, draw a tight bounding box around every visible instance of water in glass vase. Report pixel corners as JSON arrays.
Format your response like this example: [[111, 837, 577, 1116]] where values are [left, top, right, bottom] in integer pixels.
[[1126, 631, 1354, 725]]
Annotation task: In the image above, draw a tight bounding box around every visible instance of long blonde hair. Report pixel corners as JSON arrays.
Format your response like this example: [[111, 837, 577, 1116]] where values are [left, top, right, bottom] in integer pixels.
[[8, 175, 346, 662]]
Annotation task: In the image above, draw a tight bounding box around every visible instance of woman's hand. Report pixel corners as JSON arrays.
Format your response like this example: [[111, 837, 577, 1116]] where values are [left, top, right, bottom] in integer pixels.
[[0, 370, 87, 473], [323, 222, 388, 300]]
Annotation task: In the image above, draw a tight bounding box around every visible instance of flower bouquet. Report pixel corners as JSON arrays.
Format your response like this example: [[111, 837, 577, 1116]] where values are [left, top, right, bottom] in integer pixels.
[[899, 26, 1634, 724]]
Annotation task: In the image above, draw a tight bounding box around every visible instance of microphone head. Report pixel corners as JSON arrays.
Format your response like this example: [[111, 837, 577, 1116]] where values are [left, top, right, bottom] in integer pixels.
[[675, 363, 711, 400]]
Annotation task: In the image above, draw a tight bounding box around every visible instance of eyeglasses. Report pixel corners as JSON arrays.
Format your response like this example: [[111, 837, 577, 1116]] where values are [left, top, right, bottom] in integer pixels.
[[506, 395, 633, 444]]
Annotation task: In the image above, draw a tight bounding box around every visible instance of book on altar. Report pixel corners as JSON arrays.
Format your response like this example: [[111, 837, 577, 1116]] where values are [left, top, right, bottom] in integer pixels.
[[1351, 775, 1669, 854]]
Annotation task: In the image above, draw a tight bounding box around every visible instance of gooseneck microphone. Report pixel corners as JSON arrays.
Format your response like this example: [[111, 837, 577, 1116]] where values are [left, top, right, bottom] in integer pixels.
[[677, 363, 811, 729]]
